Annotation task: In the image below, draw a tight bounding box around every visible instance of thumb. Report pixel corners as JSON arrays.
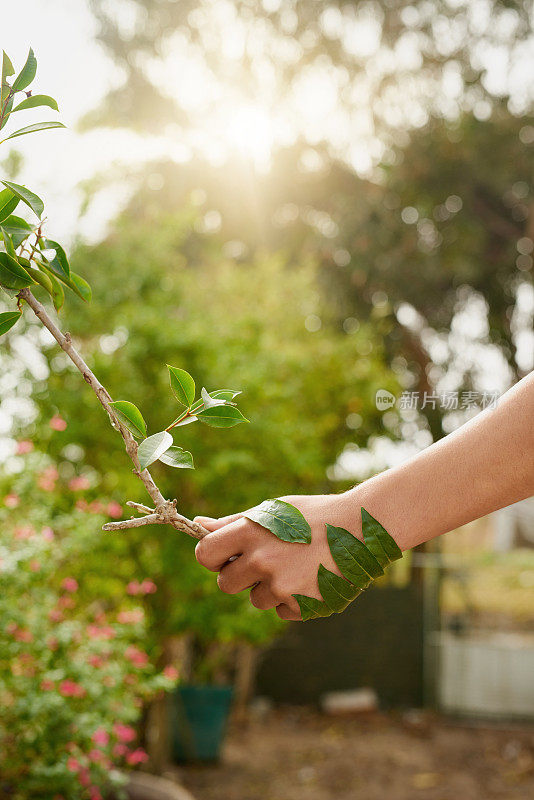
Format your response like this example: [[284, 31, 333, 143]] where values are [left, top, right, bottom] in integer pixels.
[[193, 512, 243, 532]]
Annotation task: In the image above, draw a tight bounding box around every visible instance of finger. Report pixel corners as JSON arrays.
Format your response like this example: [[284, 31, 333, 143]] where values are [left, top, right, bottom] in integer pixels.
[[195, 517, 254, 572], [249, 582, 278, 610], [193, 512, 243, 532], [217, 555, 262, 595], [276, 603, 302, 621]]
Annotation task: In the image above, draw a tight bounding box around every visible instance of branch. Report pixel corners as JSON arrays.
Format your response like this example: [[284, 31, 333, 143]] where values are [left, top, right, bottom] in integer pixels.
[[18, 288, 209, 540]]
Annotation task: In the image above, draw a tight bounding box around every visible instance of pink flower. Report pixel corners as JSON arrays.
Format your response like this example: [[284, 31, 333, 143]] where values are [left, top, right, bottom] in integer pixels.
[[42, 526, 55, 541], [86, 624, 115, 640], [78, 768, 90, 787], [47, 637, 59, 650], [88, 501, 105, 514], [3, 493, 19, 508], [163, 665, 179, 681], [16, 440, 33, 455], [68, 476, 90, 491], [67, 757, 81, 773], [61, 577, 78, 593], [90, 790, 103, 800], [140, 579, 157, 594], [92, 727, 109, 747], [113, 743, 128, 757], [126, 748, 149, 766], [50, 415, 67, 431], [113, 723, 136, 743], [14, 628, 33, 643], [29, 560, 41, 572], [15, 525, 35, 540], [6, 621, 17, 635], [59, 680, 86, 698], [41, 679, 55, 691], [125, 645, 149, 668], [107, 501, 122, 519], [48, 608, 64, 623], [126, 581, 141, 595], [75, 499, 89, 512], [88, 748, 104, 763], [88, 654, 104, 668], [117, 609, 144, 624], [37, 466, 58, 491]]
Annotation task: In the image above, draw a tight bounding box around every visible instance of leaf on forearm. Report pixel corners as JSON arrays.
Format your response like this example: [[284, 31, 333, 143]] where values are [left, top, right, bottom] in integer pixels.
[[109, 401, 147, 439], [197, 404, 248, 427], [137, 431, 173, 471], [11, 48, 37, 92], [167, 364, 195, 406], [0, 252, 34, 289], [0, 310, 22, 336], [158, 446, 194, 469], [12, 94, 59, 113], [1, 181, 43, 218], [326, 524, 383, 585], [361, 508, 402, 565], [244, 499, 312, 544]]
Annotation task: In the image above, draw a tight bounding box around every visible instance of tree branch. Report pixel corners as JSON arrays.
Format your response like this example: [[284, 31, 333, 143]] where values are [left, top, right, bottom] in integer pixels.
[[18, 288, 209, 540]]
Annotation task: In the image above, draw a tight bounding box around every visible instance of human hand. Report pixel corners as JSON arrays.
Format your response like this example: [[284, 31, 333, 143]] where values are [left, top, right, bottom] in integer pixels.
[[194, 493, 361, 621]]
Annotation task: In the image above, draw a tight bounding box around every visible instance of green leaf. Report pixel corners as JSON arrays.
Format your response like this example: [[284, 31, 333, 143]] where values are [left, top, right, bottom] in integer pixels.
[[42, 239, 70, 279], [327, 524, 384, 581], [1, 120, 66, 142], [200, 387, 226, 408], [2, 52, 15, 81], [0, 252, 34, 289], [361, 508, 402, 566], [243, 499, 312, 544], [109, 400, 147, 439], [1, 181, 43, 218], [25, 265, 53, 295], [12, 94, 59, 113], [43, 268, 64, 312], [1, 226, 15, 257], [292, 594, 331, 621], [0, 189, 19, 222], [197, 404, 248, 427], [325, 525, 374, 590], [0, 92, 14, 130], [1, 214, 32, 237], [11, 48, 37, 93], [56, 271, 91, 303], [137, 431, 173, 471], [317, 564, 362, 612], [209, 389, 241, 401], [167, 365, 195, 406], [0, 310, 21, 335], [158, 446, 194, 469]]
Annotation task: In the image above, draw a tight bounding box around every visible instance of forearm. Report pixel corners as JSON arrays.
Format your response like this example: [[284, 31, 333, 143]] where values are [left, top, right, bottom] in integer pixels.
[[342, 371, 534, 550]]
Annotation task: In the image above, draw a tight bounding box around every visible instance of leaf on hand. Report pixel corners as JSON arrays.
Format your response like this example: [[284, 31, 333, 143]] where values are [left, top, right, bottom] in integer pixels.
[[109, 401, 147, 440], [167, 365, 195, 406], [197, 404, 248, 427], [158, 446, 194, 469], [0, 252, 34, 289], [137, 431, 173, 471], [0, 188, 19, 223], [292, 594, 330, 621], [12, 94, 59, 113], [317, 564, 361, 613], [1, 181, 43, 218], [2, 121, 66, 142], [11, 48, 37, 93], [0, 310, 21, 336], [244, 498, 312, 544]]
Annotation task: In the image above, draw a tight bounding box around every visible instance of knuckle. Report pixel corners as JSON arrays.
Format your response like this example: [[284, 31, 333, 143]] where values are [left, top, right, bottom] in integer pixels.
[[216, 572, 234, 594], [249, 587, 272, 610], [194, 540, 208, 567]]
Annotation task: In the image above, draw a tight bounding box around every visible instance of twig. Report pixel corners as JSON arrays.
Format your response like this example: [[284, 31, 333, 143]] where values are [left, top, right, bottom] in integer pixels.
[[18, 288, 209, 540]]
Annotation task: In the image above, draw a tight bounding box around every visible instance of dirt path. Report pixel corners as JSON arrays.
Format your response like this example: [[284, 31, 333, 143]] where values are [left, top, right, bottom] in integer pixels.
[[175, 709, 534, 800]]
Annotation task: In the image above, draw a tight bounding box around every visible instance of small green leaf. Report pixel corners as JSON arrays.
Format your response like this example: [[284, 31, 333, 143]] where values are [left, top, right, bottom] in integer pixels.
[[137, 431, 173, 471], [317, 564, 361, 612], [2, 120, 66, 142], [0, 188, 19, 222], [57, 271, 91, 303], [25, 265, 53, 295], [167, 365, 195, 406], [12, 94, 59, 113], [325, 525, 374, 590], [109, 401, 147, 439], [292, 594, 331, 621], [0, 310, 21, 335], [11, 48, 37, 93], [42, 239, 70, 279], [1, 226, 15, 257], [244, 499, 312, 544], [361, 508, 402, 566], [2, 52, 15, 81], [1, 181, 43, 218], [0, 252, 34, 289], [44, 269, 64, 312], [158, 446, 194, 469], [197, 404, 248, 427], [209, 389, 241, 401]]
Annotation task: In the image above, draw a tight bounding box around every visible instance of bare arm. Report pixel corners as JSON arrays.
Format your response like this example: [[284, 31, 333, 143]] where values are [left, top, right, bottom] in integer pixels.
[[194, 371, 534, 620]]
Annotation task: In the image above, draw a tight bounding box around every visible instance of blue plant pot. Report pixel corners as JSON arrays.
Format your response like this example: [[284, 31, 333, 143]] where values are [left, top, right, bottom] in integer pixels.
[[169, 685, 233, 763]]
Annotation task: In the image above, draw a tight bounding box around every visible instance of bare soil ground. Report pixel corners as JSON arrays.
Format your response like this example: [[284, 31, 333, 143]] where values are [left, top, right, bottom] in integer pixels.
[[172, 708, 534, 800]]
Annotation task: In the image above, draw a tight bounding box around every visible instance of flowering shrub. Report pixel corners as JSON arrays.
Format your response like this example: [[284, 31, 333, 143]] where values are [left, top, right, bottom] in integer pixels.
[[0, 452, 177, 799]]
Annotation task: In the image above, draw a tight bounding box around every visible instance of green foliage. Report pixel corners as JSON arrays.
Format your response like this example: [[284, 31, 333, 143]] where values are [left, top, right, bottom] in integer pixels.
[[109, 400, 147, 439], [244, 499, 312, 544], [168, 364, 195, 406], [137, 430, 173, 471], [0, 451, 176, 798], [293, 508, 403, 621]]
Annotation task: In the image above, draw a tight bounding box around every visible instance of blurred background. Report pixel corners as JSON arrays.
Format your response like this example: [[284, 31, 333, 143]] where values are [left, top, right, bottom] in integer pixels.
[[1, 1, 533, 798]]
